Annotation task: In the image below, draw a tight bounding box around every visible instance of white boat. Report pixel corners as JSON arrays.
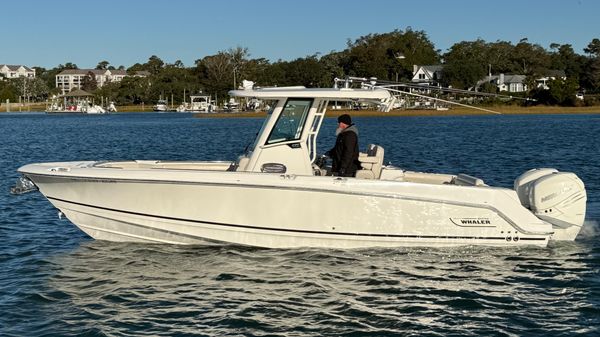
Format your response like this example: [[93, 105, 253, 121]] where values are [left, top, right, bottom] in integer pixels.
[[46, 102, 107, 114], [46, 91, 109, 114], [153, 99, 169, 112], [176, 95, 213, 112], [85, 104, 107, 114], [18, 79, 587, 248], [224, 98, 240, 112]]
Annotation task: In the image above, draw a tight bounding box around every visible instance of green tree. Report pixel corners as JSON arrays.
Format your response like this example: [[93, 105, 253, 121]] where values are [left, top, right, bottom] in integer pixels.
[[173, 60, 184, 68], [0, 81, 18, 101], [260, 60, 287, 86], [583, 58, 600, 92], [548, 77, 580, 105], [94, 81, 121, 104], [62, 62, 78, 70], [510, 40, 550, 76], [81, 71, 98, 92], [584, 38, 600, 57], [197, 52, 232, 100], [150, 63, 199, 105], [242, 58, 270, 86], [96, 60, 110, 70], [281, 55, 328, 87], [583, 38, 600, 91], [485, 41, 516, 74], [319, 51, 346, 83], [532, 77, 579, 105], [115, 76, 152, 104], [8, 77, 50, 102], [549, 44, 584, 79], [387, 28, 440, 81], [343, 28, 439, 81], [228, 46, 250, 89], [442, 39, 488, 89], [146, 55, 165, 75], [127, 63, 145, 74]]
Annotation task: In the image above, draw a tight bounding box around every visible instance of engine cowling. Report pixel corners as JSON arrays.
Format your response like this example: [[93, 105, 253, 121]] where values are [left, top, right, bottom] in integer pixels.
[[514, 169, 587, 230]]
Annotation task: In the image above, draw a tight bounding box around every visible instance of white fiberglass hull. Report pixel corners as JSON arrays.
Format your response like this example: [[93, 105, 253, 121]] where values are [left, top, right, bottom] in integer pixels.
[[18, 161, 561, 248]]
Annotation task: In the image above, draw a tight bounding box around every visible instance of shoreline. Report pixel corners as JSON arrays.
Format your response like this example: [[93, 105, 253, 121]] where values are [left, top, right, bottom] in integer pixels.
[[2, 104, 599, 117], [193, 105, 600, 118]]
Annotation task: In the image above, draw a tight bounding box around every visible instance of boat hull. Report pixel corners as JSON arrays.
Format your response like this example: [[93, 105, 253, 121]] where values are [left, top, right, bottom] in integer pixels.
[[20, 162, 553, 248]]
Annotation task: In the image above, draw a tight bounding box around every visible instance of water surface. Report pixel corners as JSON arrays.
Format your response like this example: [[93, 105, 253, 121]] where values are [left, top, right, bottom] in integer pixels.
[[1, 112, 598, 336]]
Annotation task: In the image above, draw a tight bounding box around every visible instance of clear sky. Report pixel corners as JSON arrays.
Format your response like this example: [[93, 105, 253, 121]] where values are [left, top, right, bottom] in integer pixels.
[[1, 0, 598, 69]]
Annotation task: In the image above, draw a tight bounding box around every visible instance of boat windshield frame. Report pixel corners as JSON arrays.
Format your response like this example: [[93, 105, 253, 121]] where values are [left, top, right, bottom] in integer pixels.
[[265, 98, 313, 145], [245, 100, 279, 154]]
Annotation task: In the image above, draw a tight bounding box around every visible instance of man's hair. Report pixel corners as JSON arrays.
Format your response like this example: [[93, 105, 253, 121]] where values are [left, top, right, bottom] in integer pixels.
[[337, 114, 352, 125]]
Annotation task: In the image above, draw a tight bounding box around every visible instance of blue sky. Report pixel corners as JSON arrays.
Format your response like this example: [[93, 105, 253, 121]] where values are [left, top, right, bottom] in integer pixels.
[[1, 0, 598, 69]]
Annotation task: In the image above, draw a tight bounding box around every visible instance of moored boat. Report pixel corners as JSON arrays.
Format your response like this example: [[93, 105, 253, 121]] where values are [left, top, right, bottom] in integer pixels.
[[176, 95, 214, 112], [153, 99, 169, 112]]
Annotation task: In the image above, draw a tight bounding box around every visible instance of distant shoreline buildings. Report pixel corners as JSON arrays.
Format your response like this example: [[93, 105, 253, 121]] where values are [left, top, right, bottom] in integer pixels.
[[54, 69, 150, 95], [411, 64, 567, 93], [55, 69, 126, 95], [0, 64, 35, 79]]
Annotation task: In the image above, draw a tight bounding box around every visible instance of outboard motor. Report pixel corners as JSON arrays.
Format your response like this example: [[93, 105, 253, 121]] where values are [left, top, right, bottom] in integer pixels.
[[514, 168, 587, 240]]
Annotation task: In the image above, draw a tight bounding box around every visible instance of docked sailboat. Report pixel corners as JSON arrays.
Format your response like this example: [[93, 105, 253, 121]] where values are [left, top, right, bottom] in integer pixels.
[[17, 79, 587, 248]]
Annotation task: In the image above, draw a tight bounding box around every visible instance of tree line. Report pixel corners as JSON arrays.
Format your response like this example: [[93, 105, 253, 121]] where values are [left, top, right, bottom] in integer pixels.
[[1, 28, 599, 107]]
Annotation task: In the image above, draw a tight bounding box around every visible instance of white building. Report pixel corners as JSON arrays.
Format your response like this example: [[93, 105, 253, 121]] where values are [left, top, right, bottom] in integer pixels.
[[477, 74, 528, 93], [411, 65, 443, 85], [0, 64, 36, 79], [56, 69, 128, 95]]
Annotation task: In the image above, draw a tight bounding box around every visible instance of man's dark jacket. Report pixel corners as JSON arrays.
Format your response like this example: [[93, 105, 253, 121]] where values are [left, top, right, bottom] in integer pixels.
[[329, 124, 360, 177]]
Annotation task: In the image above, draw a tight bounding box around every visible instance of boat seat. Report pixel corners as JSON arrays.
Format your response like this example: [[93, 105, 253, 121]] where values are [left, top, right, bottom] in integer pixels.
[[453, 173, 486, 186], [356, 144, 384, 179]]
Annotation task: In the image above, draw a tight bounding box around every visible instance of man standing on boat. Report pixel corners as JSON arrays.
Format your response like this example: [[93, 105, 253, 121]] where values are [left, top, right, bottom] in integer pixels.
[[327, 114, 360, 177]]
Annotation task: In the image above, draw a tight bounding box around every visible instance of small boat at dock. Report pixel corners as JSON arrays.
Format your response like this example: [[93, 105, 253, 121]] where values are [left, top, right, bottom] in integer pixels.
[[176, 95, 214, 112], [153, 99, 169, 112]]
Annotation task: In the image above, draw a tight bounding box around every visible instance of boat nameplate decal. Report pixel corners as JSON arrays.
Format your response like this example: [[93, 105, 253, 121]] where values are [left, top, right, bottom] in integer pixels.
[[450, 217, 495, 227]]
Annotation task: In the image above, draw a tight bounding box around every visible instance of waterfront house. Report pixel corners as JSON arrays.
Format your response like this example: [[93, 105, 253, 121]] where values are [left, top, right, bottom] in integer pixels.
[[411, 65, 444, 86], [56, 69, 128, 95], [476, 70, 567, 93], [0, 64, 35, 79], [476, 73, 528, 93], [497, 74, 527, 92]]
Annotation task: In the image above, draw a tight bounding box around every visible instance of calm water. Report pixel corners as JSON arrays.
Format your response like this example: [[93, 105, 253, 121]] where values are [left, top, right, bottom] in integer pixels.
[[1, 112, 599, 336]]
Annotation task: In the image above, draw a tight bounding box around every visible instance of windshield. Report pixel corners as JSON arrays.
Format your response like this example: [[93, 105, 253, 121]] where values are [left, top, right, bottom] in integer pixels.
[[266, 99, 312, 144]]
